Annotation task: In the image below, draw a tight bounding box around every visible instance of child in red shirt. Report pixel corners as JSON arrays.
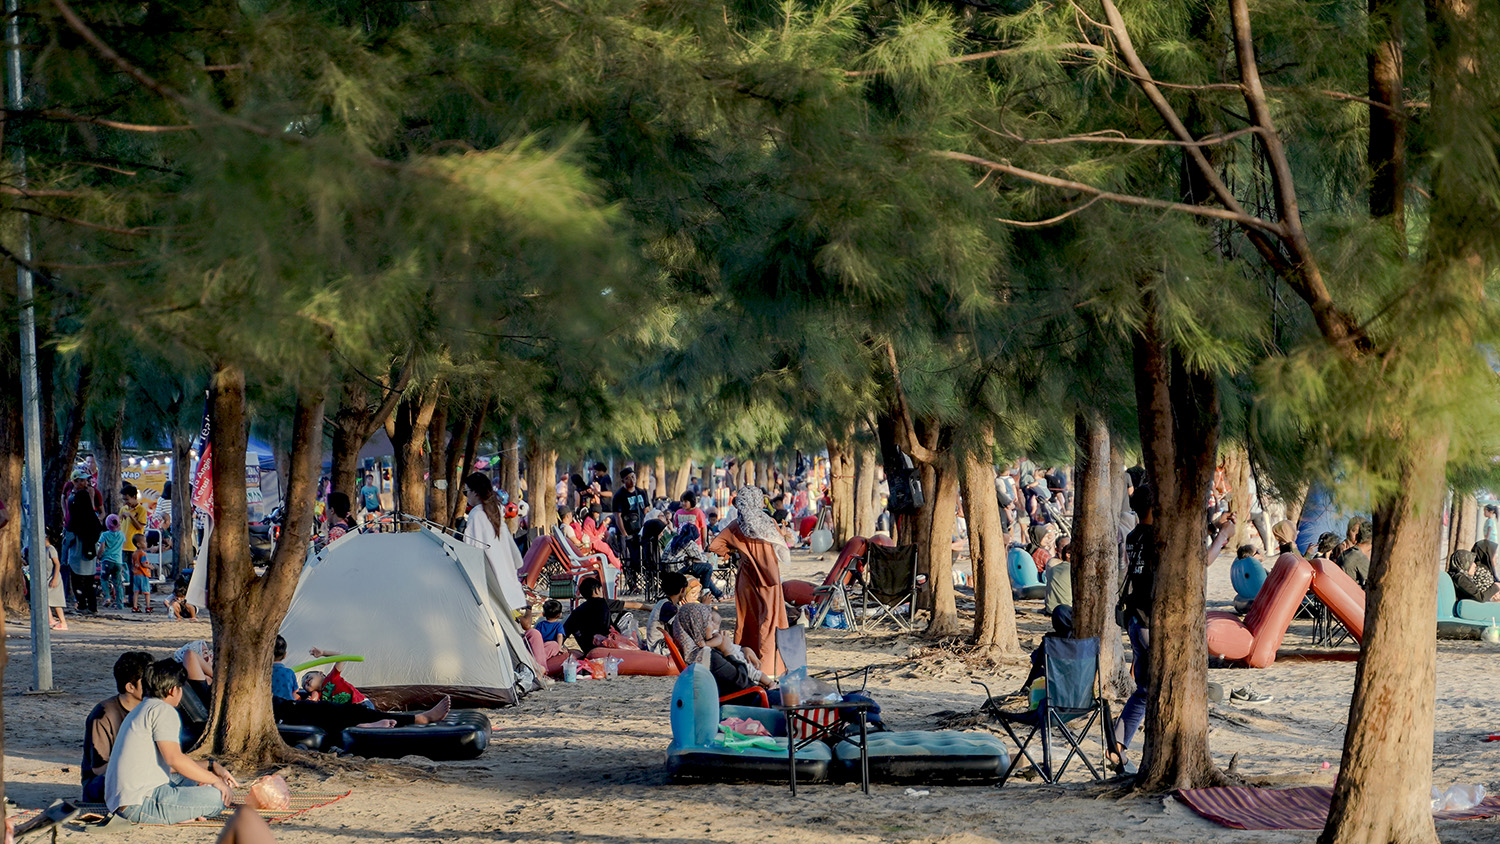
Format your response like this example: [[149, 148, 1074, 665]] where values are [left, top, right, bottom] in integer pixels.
[[298, 648, 370, 706]]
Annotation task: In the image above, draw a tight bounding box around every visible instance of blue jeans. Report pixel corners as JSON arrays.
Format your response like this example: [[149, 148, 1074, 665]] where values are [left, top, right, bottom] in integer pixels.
[[683, 563, 723, 598], [1114, 617, 1150, 750], [120, 775, 225, 825]]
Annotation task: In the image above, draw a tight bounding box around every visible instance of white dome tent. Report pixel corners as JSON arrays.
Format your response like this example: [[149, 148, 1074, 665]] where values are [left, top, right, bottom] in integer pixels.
[[279, 527, 544, 708]]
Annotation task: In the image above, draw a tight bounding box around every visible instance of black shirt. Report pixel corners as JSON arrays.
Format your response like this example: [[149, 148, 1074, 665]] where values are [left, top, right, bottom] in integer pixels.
[[1337, 547, 1371, 588], [614, 486, 648, 535], [562, 597, 623, 651], [1120, 523, 1158, 627]]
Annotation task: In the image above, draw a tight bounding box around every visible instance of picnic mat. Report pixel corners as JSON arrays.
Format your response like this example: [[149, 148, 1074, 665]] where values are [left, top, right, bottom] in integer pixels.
[[1176, 786, 1500, 830], [16, 790, 351, 830]]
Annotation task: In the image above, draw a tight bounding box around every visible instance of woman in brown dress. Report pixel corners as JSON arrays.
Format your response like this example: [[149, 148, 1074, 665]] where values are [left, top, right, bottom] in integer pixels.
[[708, 486, 789, 676]]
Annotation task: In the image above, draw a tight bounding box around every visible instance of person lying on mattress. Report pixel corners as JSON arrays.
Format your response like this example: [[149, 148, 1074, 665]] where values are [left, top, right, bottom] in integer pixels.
[[298, 648, 371, 707], [271, 636, 451, 733]]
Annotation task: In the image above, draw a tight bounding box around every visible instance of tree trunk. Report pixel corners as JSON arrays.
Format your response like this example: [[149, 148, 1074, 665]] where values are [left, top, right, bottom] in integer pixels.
[[328, 357, 412, 498], [1072, 412, 1126, 697], [1321, 1, 1469, 836], [1366, 0, 1406, 245], [1223, 446, 1254, 549], [0, 346, 25, 615], [171, 430, 192, 580], [450, 406, 486, 526], [44, 363, 92, 529], [524, 440, 557, 540], [959, 425, 1019, 655], [653, 455, 667, 502], [668, 457, 693, 500], [387, 386, 438, 523], [427, 400, 449, 525], [853, 447, 878, 538], [97, 400, 125, 517], [825, 439, 856, 547], [1133, 294, 1226, 792], [1320, 434, 1447, 844], [924, 451, 961, 638], [501, 416, 521, 503], [204, 364, 326, 765]]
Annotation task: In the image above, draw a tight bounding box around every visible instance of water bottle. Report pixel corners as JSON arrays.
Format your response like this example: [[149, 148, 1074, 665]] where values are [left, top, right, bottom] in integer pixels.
[[562, 654, 578, 683]]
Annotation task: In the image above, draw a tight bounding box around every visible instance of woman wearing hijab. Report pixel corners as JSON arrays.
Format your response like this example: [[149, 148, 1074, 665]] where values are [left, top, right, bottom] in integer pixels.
[[1473, 540, 1500, 583], [1271, 520, 1299, 557], [462, 472, 529, 614], [671, 602, 772, 699], [708, 486, 789, 676], [1451, 549, 1500, 602]]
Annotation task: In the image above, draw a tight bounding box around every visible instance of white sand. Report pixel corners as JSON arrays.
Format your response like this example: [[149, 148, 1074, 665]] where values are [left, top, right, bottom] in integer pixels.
[[4, 549, 1498, 843]]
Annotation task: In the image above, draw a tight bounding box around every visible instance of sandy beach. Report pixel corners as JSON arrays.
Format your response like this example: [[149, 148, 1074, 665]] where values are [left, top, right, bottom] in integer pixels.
[[4, 548, 1497, 844]]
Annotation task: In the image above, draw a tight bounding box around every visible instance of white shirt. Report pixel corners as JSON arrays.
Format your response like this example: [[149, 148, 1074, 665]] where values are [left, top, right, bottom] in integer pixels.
[[465, 505, 528, 612]]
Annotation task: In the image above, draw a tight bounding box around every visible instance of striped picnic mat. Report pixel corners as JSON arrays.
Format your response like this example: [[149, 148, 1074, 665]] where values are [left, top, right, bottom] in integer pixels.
[[1176, 786, 1500, 830], [36, 790, 351, 829]]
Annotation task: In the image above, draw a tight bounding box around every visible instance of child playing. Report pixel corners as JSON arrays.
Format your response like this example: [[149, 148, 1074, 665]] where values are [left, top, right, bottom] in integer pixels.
[[534, 600, 566, 646], [97, 515, 126, 609], [298, 648, 371, 707], [521, 600, 567, 667], [164, 584, 197, 619], [129, 534, 151, 613]]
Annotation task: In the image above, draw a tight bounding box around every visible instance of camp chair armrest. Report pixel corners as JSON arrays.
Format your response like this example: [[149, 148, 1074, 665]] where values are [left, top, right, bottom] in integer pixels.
[[813, 665, 869, 694], [720, 686, 770, 707]]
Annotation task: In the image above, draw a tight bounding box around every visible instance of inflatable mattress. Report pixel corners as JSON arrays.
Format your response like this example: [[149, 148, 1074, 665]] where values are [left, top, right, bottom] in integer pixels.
[[340, 710, 491, 761]]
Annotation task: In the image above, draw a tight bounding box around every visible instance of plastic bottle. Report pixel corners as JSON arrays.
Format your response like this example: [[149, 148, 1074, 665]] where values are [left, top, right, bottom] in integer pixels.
[[562, 654, 578, 683]]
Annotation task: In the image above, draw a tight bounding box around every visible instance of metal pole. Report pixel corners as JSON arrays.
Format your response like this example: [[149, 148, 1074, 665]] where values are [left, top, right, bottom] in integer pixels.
[[8, 0, 50, 690]]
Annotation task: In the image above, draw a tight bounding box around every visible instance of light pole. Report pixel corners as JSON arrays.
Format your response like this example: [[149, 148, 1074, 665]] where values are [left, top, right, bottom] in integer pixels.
[[8, 0, 51, 690]]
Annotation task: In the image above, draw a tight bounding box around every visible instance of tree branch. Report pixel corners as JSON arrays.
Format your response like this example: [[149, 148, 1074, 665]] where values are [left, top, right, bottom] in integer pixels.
[[975, 121, 1263, 148], [845, 42, 1107, 77], [995, 195, 1103, 226], [1096, 0, 1254, 221], [936, 150, 1287, 233], [1227, 0, 1370, 354], [28, 108, 200, 133]]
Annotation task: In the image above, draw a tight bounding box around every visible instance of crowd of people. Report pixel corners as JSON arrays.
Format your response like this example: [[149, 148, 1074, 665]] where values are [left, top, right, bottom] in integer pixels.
[[33, 467, 179, 632]]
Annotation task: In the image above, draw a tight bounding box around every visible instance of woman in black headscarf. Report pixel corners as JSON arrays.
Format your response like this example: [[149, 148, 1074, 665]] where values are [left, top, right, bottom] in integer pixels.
[[1472, 540, 1500, 583], [1448, 549, 1500, 603]]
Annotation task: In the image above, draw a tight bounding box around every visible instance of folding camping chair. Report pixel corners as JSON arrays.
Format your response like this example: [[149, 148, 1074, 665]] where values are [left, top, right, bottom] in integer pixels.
[[551, 527, 618, 603], [975, 636, 1114, 785], [852, 543, 919, 632]]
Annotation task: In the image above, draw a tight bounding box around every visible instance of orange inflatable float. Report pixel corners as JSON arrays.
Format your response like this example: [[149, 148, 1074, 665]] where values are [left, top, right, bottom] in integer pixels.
[[1205, 553, 1313, 668]]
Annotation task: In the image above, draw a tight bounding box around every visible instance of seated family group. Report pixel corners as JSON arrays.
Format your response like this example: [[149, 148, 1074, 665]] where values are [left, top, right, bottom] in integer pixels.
[[82, 639, 451, 825]]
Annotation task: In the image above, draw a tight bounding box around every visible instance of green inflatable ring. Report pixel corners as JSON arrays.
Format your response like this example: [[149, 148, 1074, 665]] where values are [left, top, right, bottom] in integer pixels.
[[290, 655, 364, 672]]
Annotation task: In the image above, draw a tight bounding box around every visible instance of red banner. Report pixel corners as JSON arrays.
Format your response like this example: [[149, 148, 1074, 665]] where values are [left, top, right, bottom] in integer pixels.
[[191, 445, 214, 513]]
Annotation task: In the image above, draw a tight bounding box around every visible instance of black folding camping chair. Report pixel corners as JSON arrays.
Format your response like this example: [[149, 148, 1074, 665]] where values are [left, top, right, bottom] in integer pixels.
[[852, 543, 919, 632], [976, 636, 1115, 786]]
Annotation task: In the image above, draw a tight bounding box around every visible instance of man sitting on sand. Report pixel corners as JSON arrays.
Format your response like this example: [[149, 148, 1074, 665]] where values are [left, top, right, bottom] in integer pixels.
[[81, 651, 154, 803], [106, 659, 240, 824]]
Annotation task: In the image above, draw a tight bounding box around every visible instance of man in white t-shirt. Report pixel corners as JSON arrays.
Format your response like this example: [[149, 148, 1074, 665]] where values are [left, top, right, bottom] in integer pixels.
[[105, 659, 238, 824]]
